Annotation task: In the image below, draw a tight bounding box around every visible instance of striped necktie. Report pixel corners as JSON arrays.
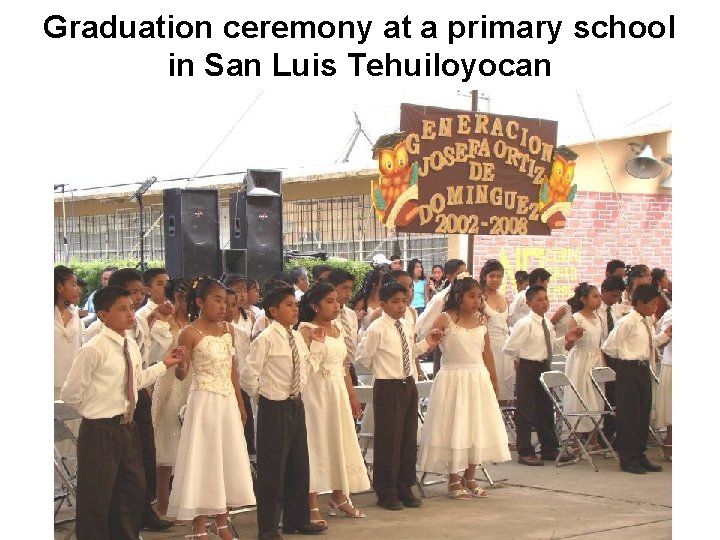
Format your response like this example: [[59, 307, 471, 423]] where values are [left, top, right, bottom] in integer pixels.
[[339, 310, 356, 369], [133, 322, 146, 366], [122, 338, 137, 423], [286, 328, 302, 397], [395, 320, 412, 377], [541, 317, 553, 370]]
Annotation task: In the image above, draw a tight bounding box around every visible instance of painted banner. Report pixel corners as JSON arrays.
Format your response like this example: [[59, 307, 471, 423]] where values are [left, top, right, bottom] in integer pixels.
[[370, 103, 578, 234]]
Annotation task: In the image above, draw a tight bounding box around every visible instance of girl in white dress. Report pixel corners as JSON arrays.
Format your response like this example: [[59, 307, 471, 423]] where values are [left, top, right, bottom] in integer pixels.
[[297, 284, 370, 524], [419, 277, 511, 500], [563, 283, 604, 448], [655, 309, 672, 458], [479, 260, 512, 404], [168, 278, 255, 540], [149, 278, 192, 517], [351, 268, 384, 333], [54, 265, 83, 399]]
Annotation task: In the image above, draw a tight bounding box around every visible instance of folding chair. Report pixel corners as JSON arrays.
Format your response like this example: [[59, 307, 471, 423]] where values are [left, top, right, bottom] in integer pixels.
[[550, 353, 567, 372], [353, 385, 375, 485], [540, 370, 618, 472], [54, 402, 81, 538]]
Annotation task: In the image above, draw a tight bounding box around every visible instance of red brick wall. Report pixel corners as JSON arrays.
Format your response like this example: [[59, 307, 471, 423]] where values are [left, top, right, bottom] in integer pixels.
[[471, 190, 672, 307]]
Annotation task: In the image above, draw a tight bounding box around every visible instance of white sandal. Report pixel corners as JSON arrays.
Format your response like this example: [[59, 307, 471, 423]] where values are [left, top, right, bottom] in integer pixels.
[[185, 533, 208, 539], [448, 481, 471, 500], [211, 524, 238, 540], [328, 497, 366, 518], [462, 478, 489, 498]]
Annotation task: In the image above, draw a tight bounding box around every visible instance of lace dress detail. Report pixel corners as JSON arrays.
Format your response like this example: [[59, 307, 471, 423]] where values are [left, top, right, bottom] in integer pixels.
[[190, 333, 234, 396]]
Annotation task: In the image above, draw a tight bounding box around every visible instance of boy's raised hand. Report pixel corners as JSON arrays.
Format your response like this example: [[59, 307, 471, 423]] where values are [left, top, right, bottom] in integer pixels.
[[163, 345, 186, 368], [565, 326, 585, 344], [426, 328, 444, 348], [310, 327, 326, 343]]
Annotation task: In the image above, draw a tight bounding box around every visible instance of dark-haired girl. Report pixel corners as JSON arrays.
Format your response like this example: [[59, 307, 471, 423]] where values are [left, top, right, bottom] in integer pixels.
[[479, 260, 513, 404], [428, 264, 445, 299], [563, 283, 604, 448], [298, 284, 370, 523], [651, 268, 672, 320], [149, 278, 192, 518], [168, 277, 255, 539], [351, 267, 385, 334], [54, 265, 83, 398], [418, 277, 510, 500], [408, 258, 429, 314]]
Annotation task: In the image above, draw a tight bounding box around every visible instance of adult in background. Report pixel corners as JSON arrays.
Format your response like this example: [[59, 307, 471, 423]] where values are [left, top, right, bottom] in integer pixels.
[[290, 266, 310, 301], [390, 255, 404, 271], [81, 265, 117, 327], [407, 258, 430, 315]]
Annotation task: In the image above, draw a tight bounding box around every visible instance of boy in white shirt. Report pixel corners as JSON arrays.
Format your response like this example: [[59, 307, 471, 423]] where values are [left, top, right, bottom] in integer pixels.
[[507, 268, 551, 328], [135, 268, 170, 327], [61, 286, 182, 539], [602, 284, 672, 474], [241, 286, 327, 539], [355, 281, 442, 511], [503, 285, 582, 466]]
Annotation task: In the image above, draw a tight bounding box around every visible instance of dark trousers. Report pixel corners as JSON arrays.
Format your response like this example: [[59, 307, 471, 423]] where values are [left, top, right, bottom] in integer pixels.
[[133, 388, 157, 515], [255, 396, 310, 534], [373, 377, 418, 502], [76, 417, 146, 540], [348, 363, 359, 387], [602, 355, 619, 442], [615, 361, 652, 464], [515, 360, 558, 457], [241, 389, 256, 455]]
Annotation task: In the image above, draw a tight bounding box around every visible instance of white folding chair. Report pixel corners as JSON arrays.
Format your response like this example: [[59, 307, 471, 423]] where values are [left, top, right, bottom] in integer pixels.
[[550, 353, 567, 372], [353, 385, 375, 482], [540, 371, 618, 472]]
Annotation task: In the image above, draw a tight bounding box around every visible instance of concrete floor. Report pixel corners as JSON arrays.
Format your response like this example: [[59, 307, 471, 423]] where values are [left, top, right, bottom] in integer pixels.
[[54, 447, 671, 539]]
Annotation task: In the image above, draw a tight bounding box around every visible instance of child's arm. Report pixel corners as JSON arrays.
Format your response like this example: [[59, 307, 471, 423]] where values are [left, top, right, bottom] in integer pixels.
[[565, 317, 579, 351], [355, 325, 381, 372], [174, 326, 196, 381], [240, 333, 269, 397], [502, 319, 529, 369], [59, 346, 101, 408], [550, 304, 567, 326], [299, 325, 326, 374], [482, 331, 499, 396], [148, 319, 173, 367], [226, 328, 247, 425], [601, 322, 630, 359]]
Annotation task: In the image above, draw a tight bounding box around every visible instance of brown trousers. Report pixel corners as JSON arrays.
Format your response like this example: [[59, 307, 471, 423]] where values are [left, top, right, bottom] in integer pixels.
[[75, 416, 145, 540], [372, 377, 418, 502]]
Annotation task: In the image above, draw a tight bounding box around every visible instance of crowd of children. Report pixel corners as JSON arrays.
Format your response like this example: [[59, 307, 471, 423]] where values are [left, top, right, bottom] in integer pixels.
[[54, 254, 672, 538]]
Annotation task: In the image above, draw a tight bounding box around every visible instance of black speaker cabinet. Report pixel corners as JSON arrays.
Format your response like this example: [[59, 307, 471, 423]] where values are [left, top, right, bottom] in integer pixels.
[[221, 248, 247, 276], [229, 174, 283, 285], [163, 188, 221, 278]]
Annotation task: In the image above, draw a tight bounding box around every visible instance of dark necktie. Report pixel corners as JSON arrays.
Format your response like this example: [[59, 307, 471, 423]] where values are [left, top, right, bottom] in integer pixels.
[[643, 317, 654, 361], [606, 305, 614, 333], [122, 338, 137, 423], [541, 317, 553, 370], [395, 320, 412, 377], [286, 329, 302, 397]]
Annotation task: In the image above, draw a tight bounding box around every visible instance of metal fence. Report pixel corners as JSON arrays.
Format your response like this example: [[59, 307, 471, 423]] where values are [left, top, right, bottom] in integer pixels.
[[54, 194, 449, 268]]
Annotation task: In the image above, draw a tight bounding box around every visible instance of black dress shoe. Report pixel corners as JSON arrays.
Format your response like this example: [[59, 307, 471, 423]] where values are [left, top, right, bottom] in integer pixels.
[[376, 498, 404, 511], [399, 495, 423, 508], [282, 522, 327, 535], [620, 462, 647, 474], [258, 531, 284, 540], [518, 455, 544, 466], [141, 512, 174, 531], [639, 455, 663, 472]]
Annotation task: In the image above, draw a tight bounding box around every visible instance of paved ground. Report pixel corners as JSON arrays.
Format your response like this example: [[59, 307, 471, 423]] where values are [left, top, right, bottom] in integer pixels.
[[54, 446, 671, 539]]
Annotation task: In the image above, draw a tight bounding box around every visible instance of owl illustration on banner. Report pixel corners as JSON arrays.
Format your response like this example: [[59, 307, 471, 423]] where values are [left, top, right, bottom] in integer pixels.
[[538, 145, 579, 230], [371, 132, 420, 228]]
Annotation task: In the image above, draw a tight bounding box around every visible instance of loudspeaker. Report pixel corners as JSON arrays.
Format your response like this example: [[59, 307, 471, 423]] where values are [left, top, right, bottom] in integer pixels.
[[625, 145, 662, 179], [163, 188, 221, 278], [246, 169, 282, 195], [229, 170, 283, 285], [221, 248, 247, 276]]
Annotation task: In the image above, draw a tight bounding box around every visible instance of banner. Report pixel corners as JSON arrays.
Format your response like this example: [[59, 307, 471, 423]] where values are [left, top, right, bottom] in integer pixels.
[[371, 103, 577, 234]]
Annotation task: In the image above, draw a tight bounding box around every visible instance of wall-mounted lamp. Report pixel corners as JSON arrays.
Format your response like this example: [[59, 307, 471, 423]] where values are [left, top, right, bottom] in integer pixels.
[[626, 143, 663, 179], [660, 155, 672, 188]]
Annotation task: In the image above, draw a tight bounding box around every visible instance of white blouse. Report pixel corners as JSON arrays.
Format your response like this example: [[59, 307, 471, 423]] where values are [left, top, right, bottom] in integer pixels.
[[54, 306, 84, 389]]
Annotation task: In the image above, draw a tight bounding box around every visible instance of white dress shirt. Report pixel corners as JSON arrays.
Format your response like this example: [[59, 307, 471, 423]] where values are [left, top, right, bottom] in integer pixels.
[[147, 320, 176, 367], [355, 312, 430, 380], [601, 309, 671, 361], [502, 311, 563, 363], [54, 306, 84, 390], [240, 320, 320, 400], [231, 319, 252, 374], [294, 286, 304, 301], [251, 313, 269, 339], [657, 310, 672, 366], [415, 285, 451, 340], [596, 301, 624, 342], [507, 289, 529, 328], [84, 317, 153, 367], [339, 305, 359, 348], [60, 326, 167, 419], [134, 299, 158, 325]]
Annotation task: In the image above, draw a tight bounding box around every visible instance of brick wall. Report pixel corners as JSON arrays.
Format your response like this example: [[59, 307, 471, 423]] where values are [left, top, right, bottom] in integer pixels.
[[472, 190, 672, 307]]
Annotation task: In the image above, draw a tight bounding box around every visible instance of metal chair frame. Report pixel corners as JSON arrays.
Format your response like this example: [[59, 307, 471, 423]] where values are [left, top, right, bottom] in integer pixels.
[[540, 370, 618, 472]]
